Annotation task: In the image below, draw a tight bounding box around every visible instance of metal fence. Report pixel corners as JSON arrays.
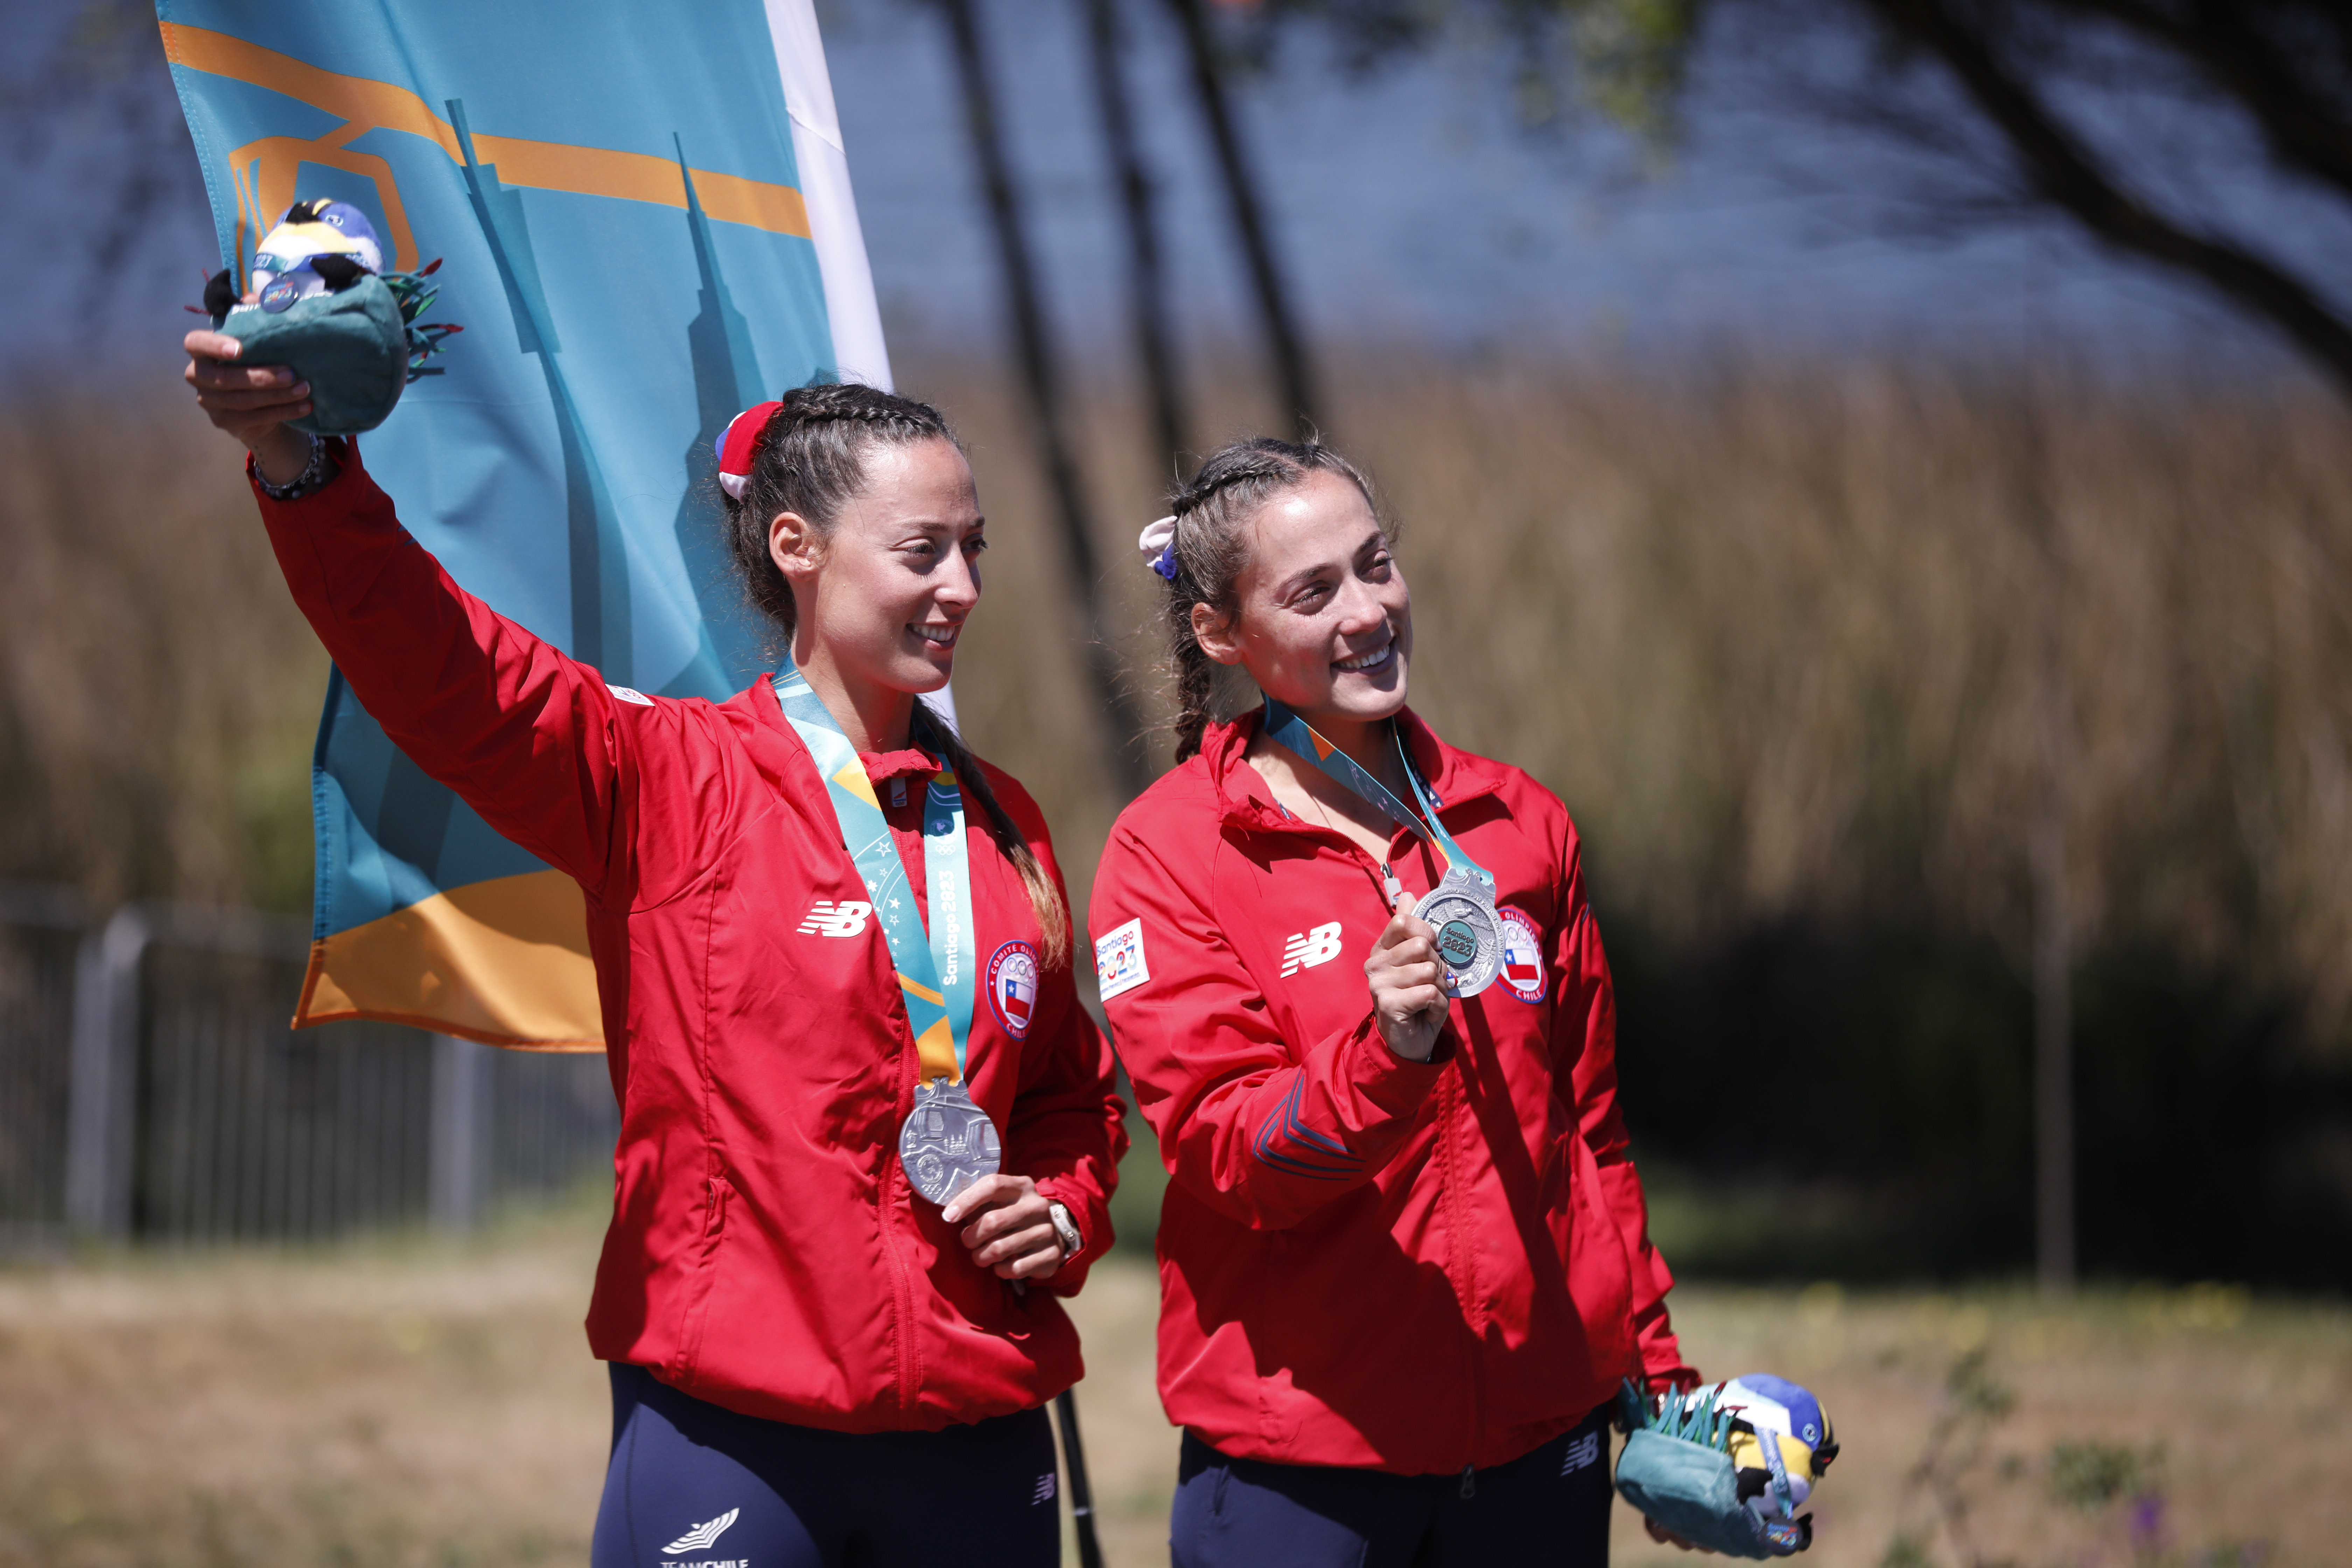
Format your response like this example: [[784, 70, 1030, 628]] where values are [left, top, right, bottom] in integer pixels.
[[0, 886, 80, 1242], [0, 883, 615, 1247]]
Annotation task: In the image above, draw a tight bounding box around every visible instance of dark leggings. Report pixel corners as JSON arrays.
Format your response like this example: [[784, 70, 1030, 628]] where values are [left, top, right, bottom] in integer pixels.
[[1170, 1402, 1616, 1568], [591, 1364, 1060, 1568]]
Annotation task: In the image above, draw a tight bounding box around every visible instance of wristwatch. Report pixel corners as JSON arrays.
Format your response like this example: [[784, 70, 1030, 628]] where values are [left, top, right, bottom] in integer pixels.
[[1045, 1199, 1084, 1262]]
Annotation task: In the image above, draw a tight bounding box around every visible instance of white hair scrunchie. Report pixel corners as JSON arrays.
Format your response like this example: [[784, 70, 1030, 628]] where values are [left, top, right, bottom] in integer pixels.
[[1139, 515, 1179, 581]]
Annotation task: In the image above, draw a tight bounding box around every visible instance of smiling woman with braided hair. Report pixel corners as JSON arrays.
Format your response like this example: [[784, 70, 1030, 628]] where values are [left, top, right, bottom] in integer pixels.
[[183, 332, 1125, 1568], [1088, 436, 1700, 1566]]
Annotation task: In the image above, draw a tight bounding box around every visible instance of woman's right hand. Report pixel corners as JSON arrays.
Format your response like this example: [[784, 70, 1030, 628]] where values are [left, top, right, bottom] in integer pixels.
[[1365, 893, 1449, 1062], [183, 329, 314, 485]]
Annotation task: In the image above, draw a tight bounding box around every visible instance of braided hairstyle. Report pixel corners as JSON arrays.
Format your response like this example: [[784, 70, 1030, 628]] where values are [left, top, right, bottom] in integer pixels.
[[1157, 436, 1385, 762], [721, 382, 1070, 968]]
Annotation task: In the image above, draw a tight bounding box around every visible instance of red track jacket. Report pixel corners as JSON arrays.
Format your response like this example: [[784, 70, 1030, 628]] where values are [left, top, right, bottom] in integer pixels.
[[255, 446, 1125, 1431], [1089, 709, 1692, 1474]]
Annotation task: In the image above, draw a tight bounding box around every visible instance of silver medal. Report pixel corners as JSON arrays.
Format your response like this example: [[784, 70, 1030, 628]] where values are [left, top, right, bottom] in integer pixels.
[[1413, 866, 1504, 998], [897, 1078, 1002, 1205]]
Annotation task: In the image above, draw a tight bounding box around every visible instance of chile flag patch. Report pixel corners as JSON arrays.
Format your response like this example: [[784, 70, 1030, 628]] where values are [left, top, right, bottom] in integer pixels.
[[1498, 908, 1547, 1003], [987, 940, 1041, 1038]]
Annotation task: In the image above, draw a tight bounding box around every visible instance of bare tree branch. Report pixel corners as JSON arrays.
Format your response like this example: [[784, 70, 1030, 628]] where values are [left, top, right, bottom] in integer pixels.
[[1855, 0, 2352, 399], [2060, 0, 2352, 200], [1083, 0, 1192, 469], [1166, 0, 1324, 438], [937, 0, 1154, 798]]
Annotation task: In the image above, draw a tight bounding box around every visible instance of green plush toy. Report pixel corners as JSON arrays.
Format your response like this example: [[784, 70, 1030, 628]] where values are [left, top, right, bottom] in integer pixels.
[[202, 200, 459, 437], [1616, 1375, 1840, 1559]]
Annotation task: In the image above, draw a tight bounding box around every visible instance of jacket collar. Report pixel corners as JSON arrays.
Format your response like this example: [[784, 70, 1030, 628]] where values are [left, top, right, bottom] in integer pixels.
[[860, 744, 943, 784], [737, 675, 942, 791], [1199, 703, 1504, 834]]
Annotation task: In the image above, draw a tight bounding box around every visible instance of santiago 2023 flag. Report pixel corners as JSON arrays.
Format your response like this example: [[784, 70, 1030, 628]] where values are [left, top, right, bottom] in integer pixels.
[[160, 1, 890, 1048]]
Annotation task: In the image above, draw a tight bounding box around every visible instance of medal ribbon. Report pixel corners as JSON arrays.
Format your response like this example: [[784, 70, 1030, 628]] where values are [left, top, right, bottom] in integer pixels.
[[1260, 699, 1494, 891], [774, 663, 978, 1087]]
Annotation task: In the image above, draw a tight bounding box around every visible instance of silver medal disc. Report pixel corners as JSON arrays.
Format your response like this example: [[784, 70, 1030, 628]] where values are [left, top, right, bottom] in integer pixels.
[[898, 1078, 1003, 1206], [1413, 868, 1504, 998]]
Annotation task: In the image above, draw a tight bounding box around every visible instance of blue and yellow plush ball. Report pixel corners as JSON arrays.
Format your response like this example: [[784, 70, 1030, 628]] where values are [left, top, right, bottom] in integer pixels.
[[249, 199, 386, 312], [202, 200, 458, 436], [1718, 1374, 1836, 1528]]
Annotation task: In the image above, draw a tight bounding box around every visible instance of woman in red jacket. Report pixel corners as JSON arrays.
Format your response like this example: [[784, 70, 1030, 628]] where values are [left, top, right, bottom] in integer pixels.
[[185, 336, 1124, 1568], [1089, 437, 1696, 1566]]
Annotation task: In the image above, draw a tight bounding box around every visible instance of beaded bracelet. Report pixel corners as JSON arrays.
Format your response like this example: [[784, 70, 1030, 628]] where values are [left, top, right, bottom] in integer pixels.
[[254, 429, 331, 501]]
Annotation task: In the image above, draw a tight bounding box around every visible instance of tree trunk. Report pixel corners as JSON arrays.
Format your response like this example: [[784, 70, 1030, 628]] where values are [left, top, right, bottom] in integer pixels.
[[938, 0, 1151, 800], [2015, 380, 2075, 1293], [1163, 0, 1324, 438], [1084, 0, 1191, 473], [2032, 781, 2074, 1293]]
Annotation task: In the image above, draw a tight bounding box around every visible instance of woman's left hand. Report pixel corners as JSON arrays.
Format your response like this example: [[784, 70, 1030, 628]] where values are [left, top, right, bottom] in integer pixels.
[[941, 1173, 1065, 1280]]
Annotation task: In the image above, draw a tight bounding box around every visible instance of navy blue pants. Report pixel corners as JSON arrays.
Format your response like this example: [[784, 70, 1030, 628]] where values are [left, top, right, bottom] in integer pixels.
[[1170, 1402, 1616, 1568], [591, 1364, 1061, 1568]]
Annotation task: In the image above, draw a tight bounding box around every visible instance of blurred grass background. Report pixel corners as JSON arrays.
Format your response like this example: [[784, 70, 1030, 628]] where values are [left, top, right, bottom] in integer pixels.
[[5, 345, 2350, 1284], [2, 1202, 2342, 1568]]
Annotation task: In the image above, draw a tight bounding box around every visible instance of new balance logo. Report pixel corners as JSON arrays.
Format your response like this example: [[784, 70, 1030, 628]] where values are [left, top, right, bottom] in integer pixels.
[[1280, 921, 1344, 977], [796, 899, 874, 937], [664, 1508, 740, 1554], [1031, 1471, 1057, 1505], [1561, 1430, 1602, 1476]]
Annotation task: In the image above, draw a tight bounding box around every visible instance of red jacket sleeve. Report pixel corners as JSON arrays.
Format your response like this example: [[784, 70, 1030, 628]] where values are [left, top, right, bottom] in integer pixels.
[[1554, 835, 1696, 1389], [989, 771, 1128, 1295], [250, 444, 712, 906], [1092, 822, 1451, 1231]]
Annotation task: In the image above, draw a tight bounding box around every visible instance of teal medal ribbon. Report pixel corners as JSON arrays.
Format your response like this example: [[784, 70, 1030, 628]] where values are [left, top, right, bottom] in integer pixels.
[[772, 662, 1001, 1204], [1260, 698, 1504, 997]]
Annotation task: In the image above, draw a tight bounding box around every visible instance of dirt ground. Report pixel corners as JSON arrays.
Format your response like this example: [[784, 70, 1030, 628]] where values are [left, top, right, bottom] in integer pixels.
[[1, 1205, 2342, 1567]]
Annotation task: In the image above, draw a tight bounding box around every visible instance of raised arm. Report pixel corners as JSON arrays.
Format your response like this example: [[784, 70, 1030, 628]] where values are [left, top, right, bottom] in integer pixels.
[[1091, 826, 1452, 1231], [185, 329, 648, 897]]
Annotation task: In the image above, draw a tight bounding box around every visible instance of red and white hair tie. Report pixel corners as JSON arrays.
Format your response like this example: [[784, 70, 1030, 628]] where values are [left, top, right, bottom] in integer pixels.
[[716, 400, 784, 500]]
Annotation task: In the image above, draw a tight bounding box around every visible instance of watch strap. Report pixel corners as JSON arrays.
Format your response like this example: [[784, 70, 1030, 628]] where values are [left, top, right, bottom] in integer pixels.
[[1046, 1199, 1084, 1261]]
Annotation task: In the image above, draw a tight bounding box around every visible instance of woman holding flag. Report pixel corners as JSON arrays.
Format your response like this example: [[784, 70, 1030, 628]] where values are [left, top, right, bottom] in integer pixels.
[[1089, 438, 1698, 1565], [184, 335, 1124, 1568]]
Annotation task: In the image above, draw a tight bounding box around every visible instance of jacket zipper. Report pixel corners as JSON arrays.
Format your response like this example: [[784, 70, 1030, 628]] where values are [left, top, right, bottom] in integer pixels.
[[1435, 1064, 1488, 1481], [877, 1018, 921, 1414], [1276, 796, 1487, 1471]]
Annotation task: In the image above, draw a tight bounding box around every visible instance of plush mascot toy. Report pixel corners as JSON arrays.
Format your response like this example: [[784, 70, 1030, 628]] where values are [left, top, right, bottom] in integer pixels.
[[1615, 1374, 1839, 1559], [198, 200, 458, 436]]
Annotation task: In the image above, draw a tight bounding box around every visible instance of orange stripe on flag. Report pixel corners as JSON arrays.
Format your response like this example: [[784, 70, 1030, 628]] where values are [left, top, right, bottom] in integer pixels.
[[296, 869, 604, 1050], [159, 20, 810, 239]]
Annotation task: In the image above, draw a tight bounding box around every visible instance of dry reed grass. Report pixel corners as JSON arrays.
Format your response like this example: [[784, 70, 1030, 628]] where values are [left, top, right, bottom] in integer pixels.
[[0, 390, 323, 913], [3, 348, 2347, 1048], [916, 347, 2352, 1046]]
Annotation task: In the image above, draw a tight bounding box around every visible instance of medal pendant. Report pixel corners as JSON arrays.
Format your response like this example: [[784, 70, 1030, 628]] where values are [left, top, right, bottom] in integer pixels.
[[898, 1078, 1002, 1206], [1412, 867, 1504, 999]]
